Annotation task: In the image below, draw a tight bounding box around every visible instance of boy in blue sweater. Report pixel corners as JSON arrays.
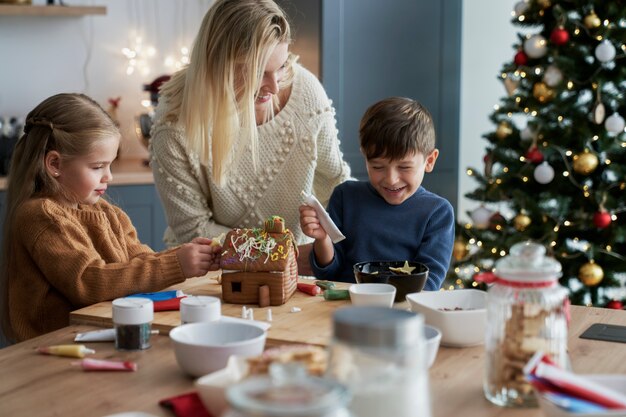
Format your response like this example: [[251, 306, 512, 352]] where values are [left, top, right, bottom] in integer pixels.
[[299, 97, 455, 289]]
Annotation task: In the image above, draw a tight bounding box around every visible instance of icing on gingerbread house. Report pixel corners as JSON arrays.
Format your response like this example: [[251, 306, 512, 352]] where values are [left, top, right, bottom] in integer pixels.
[[220, 216, 299, 306]]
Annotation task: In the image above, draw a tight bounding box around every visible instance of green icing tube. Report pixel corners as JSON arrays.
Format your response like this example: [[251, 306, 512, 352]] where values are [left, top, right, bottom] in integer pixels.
[[315, 280, 336, 290], [323, 289, 350, 300]]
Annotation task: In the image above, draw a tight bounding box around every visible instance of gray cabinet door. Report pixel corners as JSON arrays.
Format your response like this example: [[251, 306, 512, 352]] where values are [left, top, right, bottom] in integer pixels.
[[321, 0, 462, 209], [106, 185, 167, 251]]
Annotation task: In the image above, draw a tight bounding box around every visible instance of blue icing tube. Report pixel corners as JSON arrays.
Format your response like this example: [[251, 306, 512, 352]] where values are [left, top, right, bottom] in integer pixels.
[[127, 290, 183, 301], [542, 392, 608, 413]]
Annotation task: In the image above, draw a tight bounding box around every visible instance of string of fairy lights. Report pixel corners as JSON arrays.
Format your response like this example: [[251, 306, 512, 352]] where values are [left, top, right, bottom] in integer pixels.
[[120, 1, 207, 82]]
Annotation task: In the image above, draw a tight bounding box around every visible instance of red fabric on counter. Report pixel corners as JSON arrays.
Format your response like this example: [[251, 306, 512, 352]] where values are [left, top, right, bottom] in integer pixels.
[[159, 391, 212, 417]]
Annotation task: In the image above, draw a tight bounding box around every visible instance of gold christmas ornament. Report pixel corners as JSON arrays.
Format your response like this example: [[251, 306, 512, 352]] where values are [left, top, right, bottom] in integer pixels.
[[578, 261, 604, 286], [533, 82, 555, 103], [584, 11, 601, 29], [504, 77, 519, 96], [496, 121, 513, 140], [572, 150, 599, 175], [453, 239, 469, 261], [513, 214, 532, 231]]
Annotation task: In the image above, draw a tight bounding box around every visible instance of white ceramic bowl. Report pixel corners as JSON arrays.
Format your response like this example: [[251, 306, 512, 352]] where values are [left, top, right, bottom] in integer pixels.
[[406, 289, 487, 347], [424, 324, 442, 368], [349, 283, 396, 307], [536, 375, 626, 417], [170, 321, 266, 377]]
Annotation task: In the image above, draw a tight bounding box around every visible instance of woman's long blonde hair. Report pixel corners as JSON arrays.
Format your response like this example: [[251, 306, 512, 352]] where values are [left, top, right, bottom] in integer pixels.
[[0, 93, 120, 342], [159, 0, 294, 186]]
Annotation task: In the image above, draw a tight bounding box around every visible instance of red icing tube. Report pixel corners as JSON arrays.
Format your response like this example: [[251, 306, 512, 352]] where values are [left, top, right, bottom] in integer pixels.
[[154, 296, 186, 311], [71, 358, 138, 372], [297, 283, 322, 296]]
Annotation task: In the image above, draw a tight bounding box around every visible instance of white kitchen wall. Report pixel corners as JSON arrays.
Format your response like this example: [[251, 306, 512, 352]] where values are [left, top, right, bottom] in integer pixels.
[[0, 0, 520, 219], [0, 0, 213, 158], [458, 0, 518, 221]]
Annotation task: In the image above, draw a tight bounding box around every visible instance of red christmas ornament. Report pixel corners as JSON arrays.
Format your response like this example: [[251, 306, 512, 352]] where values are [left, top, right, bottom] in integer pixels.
[[488, 212, 507, 231], [550, 27, 569, 45], [606, 300, 623, 310], [514, 50, 528, 66], [593, 210, 612, 228], [525, 146, 544, 164]]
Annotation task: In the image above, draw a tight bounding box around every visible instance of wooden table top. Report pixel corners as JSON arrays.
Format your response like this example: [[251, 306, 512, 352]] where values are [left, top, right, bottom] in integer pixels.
[[70, 275, 354, 347], [3, 288, 626, 417]]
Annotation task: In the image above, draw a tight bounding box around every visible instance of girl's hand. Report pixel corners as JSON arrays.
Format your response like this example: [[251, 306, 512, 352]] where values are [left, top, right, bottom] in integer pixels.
[[299, 204, 328, 241], [176, 237, 222, 278]]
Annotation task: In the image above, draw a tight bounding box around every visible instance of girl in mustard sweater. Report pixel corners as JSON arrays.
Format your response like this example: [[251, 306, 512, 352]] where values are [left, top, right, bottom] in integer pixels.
[[0, 93, 222, 342]]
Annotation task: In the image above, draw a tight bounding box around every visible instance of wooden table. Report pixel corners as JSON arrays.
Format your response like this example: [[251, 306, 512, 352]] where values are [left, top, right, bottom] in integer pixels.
[[2, 287, 626, 416], [70, 275, 353, 347]]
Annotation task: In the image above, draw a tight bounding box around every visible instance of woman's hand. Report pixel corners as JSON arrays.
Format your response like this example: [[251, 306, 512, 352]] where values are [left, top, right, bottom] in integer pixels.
[[176, 237, 222, 278]]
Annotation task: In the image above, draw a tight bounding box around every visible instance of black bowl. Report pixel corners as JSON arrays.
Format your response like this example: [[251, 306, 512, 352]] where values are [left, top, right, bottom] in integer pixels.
[[353, 261, 429, 303]]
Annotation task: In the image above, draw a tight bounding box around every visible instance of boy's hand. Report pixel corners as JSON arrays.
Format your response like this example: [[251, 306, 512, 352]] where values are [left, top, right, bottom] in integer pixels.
[[176, 237, 222, 278], [299, 204, 328, 241]]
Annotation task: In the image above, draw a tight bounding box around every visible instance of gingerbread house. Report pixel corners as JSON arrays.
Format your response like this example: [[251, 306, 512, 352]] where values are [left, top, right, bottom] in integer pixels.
[[220, 216, 299, 306]]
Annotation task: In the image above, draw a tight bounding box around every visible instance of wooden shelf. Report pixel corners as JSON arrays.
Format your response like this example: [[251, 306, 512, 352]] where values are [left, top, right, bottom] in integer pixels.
[[0, 5, 106, 16]]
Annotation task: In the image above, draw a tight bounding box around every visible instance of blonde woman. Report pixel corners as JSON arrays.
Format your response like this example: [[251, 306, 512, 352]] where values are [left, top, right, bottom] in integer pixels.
[[150, 0, 351, 269]]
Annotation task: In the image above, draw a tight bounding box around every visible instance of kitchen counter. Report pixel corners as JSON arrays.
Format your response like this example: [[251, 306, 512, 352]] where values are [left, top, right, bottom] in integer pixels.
[[0, 157, 154, 190]]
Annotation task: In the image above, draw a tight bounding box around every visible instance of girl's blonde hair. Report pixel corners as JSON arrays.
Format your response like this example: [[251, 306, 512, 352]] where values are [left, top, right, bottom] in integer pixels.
[[159, 0, 294, 186], [0, 93, 120, 342]]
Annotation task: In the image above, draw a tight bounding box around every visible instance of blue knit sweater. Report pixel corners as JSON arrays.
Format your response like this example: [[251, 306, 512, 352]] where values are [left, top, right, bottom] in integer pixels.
[[310, 181, 455, 290]]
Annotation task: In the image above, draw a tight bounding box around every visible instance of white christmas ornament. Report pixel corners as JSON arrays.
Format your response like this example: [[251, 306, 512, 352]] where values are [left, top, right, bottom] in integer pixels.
[[534, 161, 555, 184], [514, 1, 529, 16], [605, 113, 626, 134], [543, 65, 563, 87], [595, 40, 616, 63], [520, 126, 536, 141], [524, 35, 548, 59], [470, 205, 494, 229]]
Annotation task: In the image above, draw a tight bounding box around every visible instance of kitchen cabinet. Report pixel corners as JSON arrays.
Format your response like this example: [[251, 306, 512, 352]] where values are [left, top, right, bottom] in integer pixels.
[[0, 5, 106, 16], [0, 183, 166, 252], [100, 184, 167, 252], [278, 0, 461, 209], [320, 0, 462, 209]]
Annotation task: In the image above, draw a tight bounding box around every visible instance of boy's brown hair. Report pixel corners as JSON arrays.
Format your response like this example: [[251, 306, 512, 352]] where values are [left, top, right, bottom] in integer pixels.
[[359, 97, 436, 161]]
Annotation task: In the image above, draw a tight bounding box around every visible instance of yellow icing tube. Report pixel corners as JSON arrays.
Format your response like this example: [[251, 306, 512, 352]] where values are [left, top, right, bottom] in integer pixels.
[[37, 344, 96, 358]]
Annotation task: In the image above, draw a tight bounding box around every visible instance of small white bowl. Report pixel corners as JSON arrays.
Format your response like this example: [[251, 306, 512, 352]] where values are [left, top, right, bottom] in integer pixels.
[[170, 321, 266, 377], [424, 324, 442, 368], [349, 283, 396, 307], [406, 289, 487, 347]]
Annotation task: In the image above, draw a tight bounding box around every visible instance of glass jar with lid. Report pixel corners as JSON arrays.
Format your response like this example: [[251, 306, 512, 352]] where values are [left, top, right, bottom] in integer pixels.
[[224, 362, 352, 417], [326, 306, 431, 417], [480, 241, 569, 407]]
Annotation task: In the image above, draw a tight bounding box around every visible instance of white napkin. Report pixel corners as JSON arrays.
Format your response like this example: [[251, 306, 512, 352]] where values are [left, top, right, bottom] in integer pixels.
[[302, 191, 346, 243]]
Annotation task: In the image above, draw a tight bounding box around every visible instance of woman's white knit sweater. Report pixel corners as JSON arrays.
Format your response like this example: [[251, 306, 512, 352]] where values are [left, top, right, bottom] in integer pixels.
[[150, 63, 352, 247]]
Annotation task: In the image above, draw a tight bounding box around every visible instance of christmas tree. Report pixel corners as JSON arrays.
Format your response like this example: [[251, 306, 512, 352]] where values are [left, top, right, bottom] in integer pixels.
[[448, 0, 626, 307]]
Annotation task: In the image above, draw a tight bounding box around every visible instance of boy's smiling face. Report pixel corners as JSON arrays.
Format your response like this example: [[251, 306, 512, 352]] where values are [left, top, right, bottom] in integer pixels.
[[365, 149, 439, 205]]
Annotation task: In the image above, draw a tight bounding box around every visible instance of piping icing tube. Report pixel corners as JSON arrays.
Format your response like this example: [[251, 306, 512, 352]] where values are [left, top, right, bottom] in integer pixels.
[[75, 328, 116, 342], [301, 191, 346, 243], [75, 328, 159, 342], [37, 344, 96, 358], [71, 358, 138, 372]]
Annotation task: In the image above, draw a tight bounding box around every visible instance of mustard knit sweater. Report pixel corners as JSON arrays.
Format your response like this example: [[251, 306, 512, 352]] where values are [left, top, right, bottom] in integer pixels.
[[7, 198, 185, 341]]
